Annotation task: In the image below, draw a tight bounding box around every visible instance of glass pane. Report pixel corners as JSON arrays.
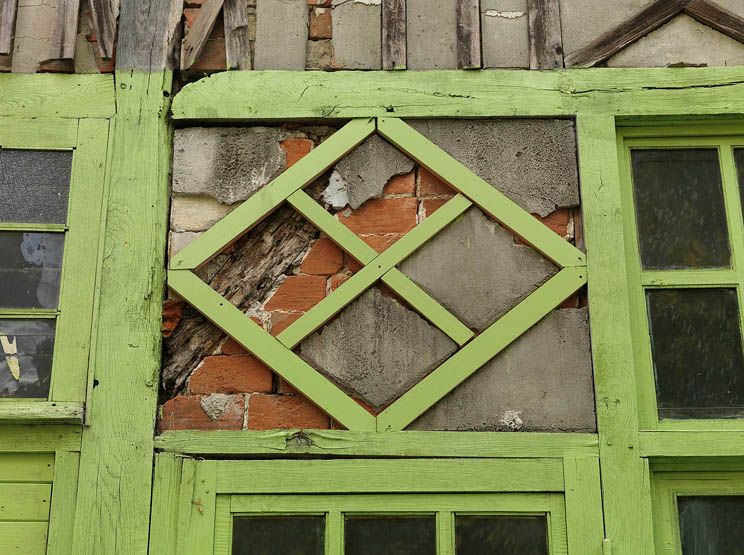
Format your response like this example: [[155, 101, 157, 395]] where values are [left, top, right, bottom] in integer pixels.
[[631, 149, 730, 269], [0, 232, 64, 309], [0, 319, 55, 398], [0, 149, 73, 224], [678, 496, 744, 555], [232, 516, 324, 555], [456, 516, 548, 555], [647, 288, 744, 419], [345, 516, 436, 555]]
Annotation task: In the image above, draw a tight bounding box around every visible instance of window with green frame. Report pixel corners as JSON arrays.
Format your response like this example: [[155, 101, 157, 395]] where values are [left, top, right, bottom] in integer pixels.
[[0, 117, 107, 412], [618, 125, 744, 429]]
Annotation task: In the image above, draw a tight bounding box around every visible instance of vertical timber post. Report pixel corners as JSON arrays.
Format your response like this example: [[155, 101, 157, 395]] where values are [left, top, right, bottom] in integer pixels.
[[72, 0, 181, 552]]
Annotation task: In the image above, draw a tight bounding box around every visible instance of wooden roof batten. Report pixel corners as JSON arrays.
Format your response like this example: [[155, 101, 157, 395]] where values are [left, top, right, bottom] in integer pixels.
[[565, 0, 744, 68]]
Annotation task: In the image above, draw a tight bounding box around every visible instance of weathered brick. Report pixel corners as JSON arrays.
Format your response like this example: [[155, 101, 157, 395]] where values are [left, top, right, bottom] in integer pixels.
[[221, 337, 248, 355], [536, 208, 572, 239], [270, 311, 304, 336], [189, 39, 227, 72], [189, 355, 274, 394], [184, 9, 225, 37], [280, 137, 314, 168], [159, 394, 244, 431], [421, 199, 451, 219], [248, 394, 331, 429], [161, 300, 184, 338], [300, 238, 344, 275], [308, 0, 332, 6], [329, 272, 352, 291], [419, 167, 455, 197], [383, 171, 415, 195], [264, 276, 327, 312], [361, 234, 401, 253], [309, 7, 332, 39], [338, 198, 418, 235]]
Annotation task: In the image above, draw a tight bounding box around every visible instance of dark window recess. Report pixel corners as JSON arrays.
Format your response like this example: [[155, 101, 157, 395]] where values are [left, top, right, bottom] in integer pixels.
[[678, 496, 744, 555], [456, 516, 548, 555], [647, 288, 744, 419], [232, 516, 325, 555], [0, 149, 73, 224], [631, 149, 730, 270], [0, 232, 64, 309], [736, 149, 744, 211], [0, 319, 55, 398], [345, 516, 436, 555]]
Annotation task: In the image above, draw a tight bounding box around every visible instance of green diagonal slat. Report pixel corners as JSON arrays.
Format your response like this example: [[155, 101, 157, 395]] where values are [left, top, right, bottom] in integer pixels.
[[377, 117, 586, 269], [376, 266, 588, 432], [277, 194, 473, 349], [171, 118, 376, 270], [288, 190, 474, 346], [167, 269, 376, 431]]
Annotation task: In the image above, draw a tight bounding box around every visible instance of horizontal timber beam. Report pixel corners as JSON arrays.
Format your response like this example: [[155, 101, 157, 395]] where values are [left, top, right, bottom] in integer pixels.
[[172, 68, 744, 121], [0, 424, 82, 452], [154, 430, 599, 458], [640, 431, 744, 457], [0, 401, 84, 424], [0, 74, 115, 118]]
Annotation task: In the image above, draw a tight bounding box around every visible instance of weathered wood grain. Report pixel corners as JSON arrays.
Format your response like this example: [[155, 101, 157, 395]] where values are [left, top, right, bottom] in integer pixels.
[[223, 0, 251, 69], [0, 0, 18, 55], [0, 74, 115, 118], [116, 0, 182, 70], [527, 0, 564, 69], [0, 401, 83, 423], [0, 425, 81, 452], [382, 0, 406, 70], [181, 0, 224, 70], [88, 0, 117, 59], [171, 68, 744, 120], [456, 0, 481, 69], [565, 0, 692, 67], [684, 0, 744, 45], [49, 0, 80, 60]]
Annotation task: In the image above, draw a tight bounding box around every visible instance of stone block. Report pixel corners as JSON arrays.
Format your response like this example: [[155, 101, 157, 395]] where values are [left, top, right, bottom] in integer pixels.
[[607, 14, 744, 67], [407, 119, 580, 216], [169, 231, 202, 257], [170, 195, 234, 232], [306, 39, 334, 70], [324, 135, 414, 209], [254, 0, 308, 69], [172, 127, 290, 205], [481, 0, 529, 68], [410, 308, 596, 432], [406, 0, 457, 69], [331, 0, 382, 69], [400, 207, 557, 331], [300, 288, 457, 410]]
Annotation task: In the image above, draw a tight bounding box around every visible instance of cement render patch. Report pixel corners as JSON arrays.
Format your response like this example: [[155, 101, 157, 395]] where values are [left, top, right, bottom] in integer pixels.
[[254, 0, 308, 70], [332, 0, 382, 69], [409, 308, 596, 432]]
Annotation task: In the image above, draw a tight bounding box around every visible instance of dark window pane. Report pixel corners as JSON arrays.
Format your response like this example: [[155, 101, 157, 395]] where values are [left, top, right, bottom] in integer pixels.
[[345, 516, 436, 555], [0, 319, 55, 398], [232, 516, 324, 555], [0, 149, 73, 224], [0, 232, 64, 309], [647, 288, 744, 419], [456, 516, 548, 555], [631, 149, 730, 269], [678, 496, 744, 555]]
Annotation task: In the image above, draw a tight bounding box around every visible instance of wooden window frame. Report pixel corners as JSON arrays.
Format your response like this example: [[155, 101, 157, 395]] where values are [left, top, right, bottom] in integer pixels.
[[617, 124, 744, 432]]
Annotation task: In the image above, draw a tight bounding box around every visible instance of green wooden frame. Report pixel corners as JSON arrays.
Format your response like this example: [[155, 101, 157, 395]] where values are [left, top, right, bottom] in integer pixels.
[[616, 124, 744, 431], [168, 116, 586, 432], [0, 112, 109, 420], [149, 454, 603, 555]]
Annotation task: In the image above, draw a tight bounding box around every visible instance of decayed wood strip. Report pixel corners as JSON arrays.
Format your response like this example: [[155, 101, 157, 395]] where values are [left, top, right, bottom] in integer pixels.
[[382, 0, 406, 70], [89, 0, 117, 59], [49, 0, 81, 60], [181, 0, 224, 70], [527, 0, 564, 69], [456, 0, 481, 69], [684, 0, 744, 45], [224, 0, 251, 69], [565, 0, 691, 67], [0, 0, 19, 55]]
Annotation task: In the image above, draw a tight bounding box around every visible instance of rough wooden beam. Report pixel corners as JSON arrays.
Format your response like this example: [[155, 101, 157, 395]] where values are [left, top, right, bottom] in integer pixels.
[[456, 0, 481, 69], [180, 0, 223, 70], [0, 0, 18, 55], [527, 0, 564, 69], [89, 0, 117, 59], [224, 0, 250, 69], [116, 0, 181, 71], [684, 0, 744, 45], [382, 0, 405, 70], [49, 0, 80, 60], [565, 0, 691, 67]]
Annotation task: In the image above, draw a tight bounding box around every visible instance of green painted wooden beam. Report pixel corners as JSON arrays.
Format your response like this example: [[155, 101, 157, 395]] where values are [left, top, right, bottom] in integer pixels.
[[0, 401, 83, 423], [153, 429, 599, 457], [171, 68, 744, 120], [0, 425, 82, 452], [639, 431, 744, 457], [0, 74, 115, 118]]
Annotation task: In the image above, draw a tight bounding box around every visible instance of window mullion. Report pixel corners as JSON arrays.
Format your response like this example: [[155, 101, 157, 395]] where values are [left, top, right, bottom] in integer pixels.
[[436, 511, 453, 555], [326, 510, 342, 555]]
